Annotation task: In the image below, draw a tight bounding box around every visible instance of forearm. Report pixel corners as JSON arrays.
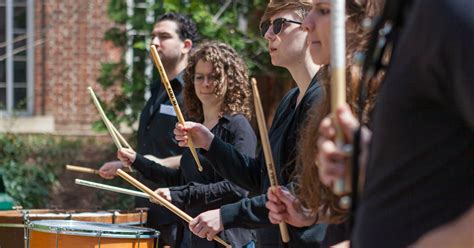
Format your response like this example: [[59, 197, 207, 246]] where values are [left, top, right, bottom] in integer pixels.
[[204, 136, 262, 192], [170, 180, 248, 211], [132, 154, 181, 186], [219, 194, 272, 229]]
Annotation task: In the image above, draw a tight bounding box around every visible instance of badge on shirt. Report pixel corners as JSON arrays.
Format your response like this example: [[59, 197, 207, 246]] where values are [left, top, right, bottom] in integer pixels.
[[159, 104, 177, 116]]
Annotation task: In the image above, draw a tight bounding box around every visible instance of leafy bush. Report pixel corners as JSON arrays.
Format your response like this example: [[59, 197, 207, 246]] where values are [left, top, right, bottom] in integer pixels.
[[0, 133, 134, 209]]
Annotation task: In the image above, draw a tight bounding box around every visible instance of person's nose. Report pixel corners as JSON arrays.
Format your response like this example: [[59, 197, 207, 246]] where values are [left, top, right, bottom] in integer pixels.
[[264, 25, 276, 41], [151, 36, 160, 47], [302, 11, 315, 33]]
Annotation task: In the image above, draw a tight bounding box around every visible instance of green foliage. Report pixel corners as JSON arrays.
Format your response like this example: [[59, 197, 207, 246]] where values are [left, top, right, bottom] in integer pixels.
[[0, 133, 66, 208], [97, 0, 282, 131], [0, 134, 134, 209]]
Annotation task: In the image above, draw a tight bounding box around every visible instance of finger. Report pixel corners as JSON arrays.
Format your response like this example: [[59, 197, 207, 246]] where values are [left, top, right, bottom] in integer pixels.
[[189, 218, 198, 229], [178, 140, 188, 147], [275, 187, 297, 206], [336, 104, 359, 143], [267, 187, 277, 202], [265, 200, 286, 213], [319, 116, 336, 139], [173, 128, 187, 136], [195, 224, 208, 239], [268, 213, 281, 224], [206, 229, 219, 241], [268, 211, 285, 223]]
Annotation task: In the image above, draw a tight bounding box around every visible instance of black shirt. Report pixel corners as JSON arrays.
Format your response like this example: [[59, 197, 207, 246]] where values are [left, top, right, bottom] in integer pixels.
[[203, 74, 328, 247], [354, 1, 474, 247], [132, 113, 257, 247], [135, 73, 186, 226]]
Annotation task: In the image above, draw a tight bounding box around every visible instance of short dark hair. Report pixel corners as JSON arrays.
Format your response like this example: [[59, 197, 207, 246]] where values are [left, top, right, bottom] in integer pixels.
[[157, 13, 199, 43]]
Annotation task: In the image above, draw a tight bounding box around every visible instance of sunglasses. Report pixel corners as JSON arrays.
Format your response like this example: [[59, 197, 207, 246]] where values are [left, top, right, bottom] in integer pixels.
[[260, 18, 303, 37]]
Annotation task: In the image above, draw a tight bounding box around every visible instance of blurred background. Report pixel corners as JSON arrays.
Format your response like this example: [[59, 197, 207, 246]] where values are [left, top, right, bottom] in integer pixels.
[[0, 0, 296, 210]]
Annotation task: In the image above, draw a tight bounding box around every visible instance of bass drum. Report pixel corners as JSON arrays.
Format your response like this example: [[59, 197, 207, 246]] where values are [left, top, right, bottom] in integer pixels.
[[28, 220, 159, 248], [0, 208, 148, 248]]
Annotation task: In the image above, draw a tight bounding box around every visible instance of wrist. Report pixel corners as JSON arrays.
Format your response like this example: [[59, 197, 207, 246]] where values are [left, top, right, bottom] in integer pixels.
[[204, 133, 215, 151]]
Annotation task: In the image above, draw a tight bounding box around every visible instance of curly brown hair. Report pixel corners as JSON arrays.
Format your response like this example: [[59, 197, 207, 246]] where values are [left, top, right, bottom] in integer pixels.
[[183, 41, 252, 122], [294, 0, 384, 224]]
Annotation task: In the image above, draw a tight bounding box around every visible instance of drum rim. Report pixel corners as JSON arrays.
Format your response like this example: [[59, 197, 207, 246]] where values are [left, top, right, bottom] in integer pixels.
[[28, 220, 159, 239]]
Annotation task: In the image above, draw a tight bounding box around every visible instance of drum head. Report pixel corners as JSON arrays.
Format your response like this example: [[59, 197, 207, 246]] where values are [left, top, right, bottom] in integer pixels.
[[28, 220, 159, 238]]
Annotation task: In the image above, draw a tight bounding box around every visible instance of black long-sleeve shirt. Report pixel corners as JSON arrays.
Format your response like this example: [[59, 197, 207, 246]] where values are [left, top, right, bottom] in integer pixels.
[[203, 74, 329, 247], [132, 113, 257, 247], [354, 1, 474, 247]]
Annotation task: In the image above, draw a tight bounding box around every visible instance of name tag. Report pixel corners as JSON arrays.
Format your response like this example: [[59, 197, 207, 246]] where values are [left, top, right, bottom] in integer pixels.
[[159, 104, 176, 116]]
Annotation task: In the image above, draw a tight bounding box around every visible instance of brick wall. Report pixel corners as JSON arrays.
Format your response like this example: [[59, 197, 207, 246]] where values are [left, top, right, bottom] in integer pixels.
[[34, 0, 121, 134]]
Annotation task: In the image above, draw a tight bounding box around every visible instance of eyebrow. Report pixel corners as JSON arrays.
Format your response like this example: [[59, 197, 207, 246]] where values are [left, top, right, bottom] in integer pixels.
[[152, 31, 172, 36], [315, 2, 330, 7]]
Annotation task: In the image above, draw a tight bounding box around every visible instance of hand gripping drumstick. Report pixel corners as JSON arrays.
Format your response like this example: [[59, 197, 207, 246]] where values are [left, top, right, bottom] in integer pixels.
[[149, 45, 203, 172], [251, 78, 290, 243], [330, 0, 351, 208], [116, 169, 230, 247]]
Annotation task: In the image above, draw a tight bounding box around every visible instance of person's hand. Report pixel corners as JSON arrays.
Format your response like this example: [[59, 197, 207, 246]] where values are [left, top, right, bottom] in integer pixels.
[[174, 122, 215, 150], [98, 161, 124, 179], [151, 188, 171, 203], [117, 148, 136, 167], [266, 186, 317, 227], [317, 104, 371, 187], [189, 209, 223, 241]]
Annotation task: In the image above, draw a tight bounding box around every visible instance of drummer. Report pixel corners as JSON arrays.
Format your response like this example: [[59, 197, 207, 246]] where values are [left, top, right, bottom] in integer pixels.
[[117, 41, 257, 247], [98, 12, 199, 248]]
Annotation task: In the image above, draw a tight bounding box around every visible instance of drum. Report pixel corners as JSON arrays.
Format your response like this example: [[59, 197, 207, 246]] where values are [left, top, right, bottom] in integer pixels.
[[0, 209, 148, 248], [27, 220, 159, 248]]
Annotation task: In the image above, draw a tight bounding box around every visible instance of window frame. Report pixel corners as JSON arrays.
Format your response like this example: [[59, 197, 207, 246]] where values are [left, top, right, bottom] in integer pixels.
[[0, 0, 34, 116]]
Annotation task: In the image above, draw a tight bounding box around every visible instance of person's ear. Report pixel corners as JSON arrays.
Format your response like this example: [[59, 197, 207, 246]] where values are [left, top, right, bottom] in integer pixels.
[[182, 39, 193, 54]]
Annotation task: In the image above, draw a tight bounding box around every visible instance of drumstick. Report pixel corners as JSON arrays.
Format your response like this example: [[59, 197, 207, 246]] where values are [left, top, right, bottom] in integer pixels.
[[87, 87, 123, 150], [66, 164, 132, 174], [330, 0, 351, 207], [149, 45, 203, 172], [251, 78, 290, 243], [116, 169, 230, 247], [75, 179, 149, 198], [66, 165, 99, 174], [108, 119, 132, 149]]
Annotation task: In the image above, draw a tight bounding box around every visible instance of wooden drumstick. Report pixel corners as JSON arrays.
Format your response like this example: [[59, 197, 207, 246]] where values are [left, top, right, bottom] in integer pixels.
[[75, 179, 149, 199], [149, 45, 203, 172], [108, 119, 132, 149], [66, 165, 99, 175], [330, 0, 351, 207], [87, 87, 123, 150], [116, 169, 230, 247], [66, 164, 132, 174], [251, 78, 290, 243]]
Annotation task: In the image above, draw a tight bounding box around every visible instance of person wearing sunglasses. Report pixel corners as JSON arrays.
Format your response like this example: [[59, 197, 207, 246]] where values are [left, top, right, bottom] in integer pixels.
[[173, 0, 329, 247]]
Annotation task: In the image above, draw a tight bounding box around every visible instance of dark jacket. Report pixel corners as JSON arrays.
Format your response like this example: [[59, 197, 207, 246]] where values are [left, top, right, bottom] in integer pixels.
[[133, 113, 257, 248], [203, 74, 329, 247], [135, 73, 185, 226]]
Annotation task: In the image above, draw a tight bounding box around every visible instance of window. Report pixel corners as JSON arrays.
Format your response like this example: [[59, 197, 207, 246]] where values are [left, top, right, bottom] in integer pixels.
[[0, 0, 34, 115]]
